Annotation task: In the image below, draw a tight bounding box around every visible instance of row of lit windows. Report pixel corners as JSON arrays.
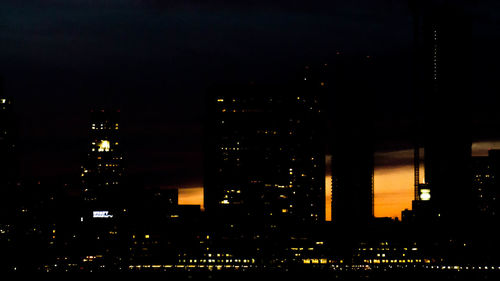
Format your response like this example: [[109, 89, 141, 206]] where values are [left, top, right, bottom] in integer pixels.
[[302, 259, 329, 264], [178, 259, 254, 264], [357, 247, 418, 251], [220, 147, 240, 151], [364, 259, 427, 264], [129, 264, 256, 271], [433, 28, 438, 80], [290, 247, 315, 251]]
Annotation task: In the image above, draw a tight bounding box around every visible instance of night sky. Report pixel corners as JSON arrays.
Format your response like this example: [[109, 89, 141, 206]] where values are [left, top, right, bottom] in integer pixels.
[[2, 0, 500, 218]]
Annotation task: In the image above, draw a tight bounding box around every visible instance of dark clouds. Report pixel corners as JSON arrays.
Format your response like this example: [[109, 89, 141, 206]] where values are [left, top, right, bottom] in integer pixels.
[[1, 0, 500, 186]]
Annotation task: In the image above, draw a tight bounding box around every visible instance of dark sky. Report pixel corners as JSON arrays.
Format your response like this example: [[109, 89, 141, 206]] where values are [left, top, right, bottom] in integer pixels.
[[2, 0, 500, 188]]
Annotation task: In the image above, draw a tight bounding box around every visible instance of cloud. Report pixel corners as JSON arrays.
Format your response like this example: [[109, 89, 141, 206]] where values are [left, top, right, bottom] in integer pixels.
[[472, 140, 500, 156], [375, 149, 413, 170]]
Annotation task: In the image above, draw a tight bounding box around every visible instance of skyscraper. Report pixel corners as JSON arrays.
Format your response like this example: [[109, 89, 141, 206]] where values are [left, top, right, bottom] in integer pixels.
[[471, 150, 500, 219], [75, 109, 127, 268], [411, 0, 474, 224], [81, 109, 124, 219], [204, 83, 326, 224], [331, 130, 374, 225], [0, 82, 19, 239], [328, 55, 376, 226], [0, 94, 17, 189]]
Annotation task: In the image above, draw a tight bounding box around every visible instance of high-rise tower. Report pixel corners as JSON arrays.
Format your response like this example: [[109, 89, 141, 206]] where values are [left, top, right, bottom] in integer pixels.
[[81, 109, 124, 219], [204, 83, 326, 224], [411, 0, 474, 224]]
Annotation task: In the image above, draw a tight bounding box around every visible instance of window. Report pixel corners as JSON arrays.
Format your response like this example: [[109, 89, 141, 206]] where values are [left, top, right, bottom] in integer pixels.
[[98, 140, 111, 152]]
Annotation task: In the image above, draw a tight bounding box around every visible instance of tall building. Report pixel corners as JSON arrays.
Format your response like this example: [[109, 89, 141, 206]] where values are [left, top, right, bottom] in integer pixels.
[[0, 95, 17, 188], [204, 83, 326, 224], [411, 0, 473, 224], [328, 55, 376, 226], [331, 132, 374, 225], [75, 109, 127, 268], [81, 109, 124, 219], [0, 82, 20, 258], [471, 151, 500, 219]]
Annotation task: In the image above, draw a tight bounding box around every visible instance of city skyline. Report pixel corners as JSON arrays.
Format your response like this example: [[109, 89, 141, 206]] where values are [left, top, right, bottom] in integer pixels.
[[3, 1, 500, 221], [3, 0, 500, 275]]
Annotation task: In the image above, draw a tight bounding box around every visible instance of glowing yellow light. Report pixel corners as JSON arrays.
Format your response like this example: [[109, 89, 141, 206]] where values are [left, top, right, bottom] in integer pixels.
[[420, 189, 431, 201], [145, 235, 150, 239], [0, 99, 6, 104], [98, 140, 110, 152]]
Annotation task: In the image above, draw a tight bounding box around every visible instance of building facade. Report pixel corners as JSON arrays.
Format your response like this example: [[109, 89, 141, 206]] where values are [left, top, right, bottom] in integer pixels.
[[204, 84, 326, 224], [81, 109, 124, 212]]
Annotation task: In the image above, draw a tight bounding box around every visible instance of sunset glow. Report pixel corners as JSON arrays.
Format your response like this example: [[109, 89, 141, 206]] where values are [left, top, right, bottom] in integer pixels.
[[179, 142, 500, 221]]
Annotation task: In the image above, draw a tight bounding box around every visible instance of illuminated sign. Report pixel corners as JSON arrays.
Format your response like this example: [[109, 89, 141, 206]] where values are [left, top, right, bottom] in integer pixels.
[[93, 211, 113, 218], [98, 140, 110, 152], [420, 189, 431, 201]]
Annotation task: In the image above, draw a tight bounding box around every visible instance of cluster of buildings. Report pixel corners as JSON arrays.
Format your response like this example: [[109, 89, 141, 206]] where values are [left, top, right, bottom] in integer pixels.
[[1, 0, 500, 274]]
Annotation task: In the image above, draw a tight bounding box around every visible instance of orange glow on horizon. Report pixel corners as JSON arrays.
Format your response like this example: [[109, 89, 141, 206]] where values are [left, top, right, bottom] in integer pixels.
[[178, 169, 413, 221], [374, 165, 413, 220], [178, 187, 204, 210], [178, 141, 500, 222]]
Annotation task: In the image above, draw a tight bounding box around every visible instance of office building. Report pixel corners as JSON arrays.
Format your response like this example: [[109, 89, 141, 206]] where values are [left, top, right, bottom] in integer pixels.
[[81, 109, 124, 212], [204, 83, 326, 224], [0, 95, 16, 188], [471, 151, 500, 219], [411, 0, 474, 223], [328, 56, 376, 225]]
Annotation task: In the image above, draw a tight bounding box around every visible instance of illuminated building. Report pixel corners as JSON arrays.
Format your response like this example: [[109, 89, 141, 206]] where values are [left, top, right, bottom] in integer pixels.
[[78, 109, 125, 268], [0, 94, 17, 188], [0, 88, 20, 270], [204, 83, 326, 224], [471, 151, 500, 219], [81, 109, 124, 215], [407, 146, 436, 224], [411, 1, 474, 224], [353, 241, 430, 266]]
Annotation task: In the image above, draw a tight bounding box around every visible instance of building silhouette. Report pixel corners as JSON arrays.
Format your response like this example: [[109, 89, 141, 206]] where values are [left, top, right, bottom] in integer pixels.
[[326, 55, 376, 226], [411, 0, 474, 224], [78, 109, 127, 268], [0, 92, 17, 189], [204, 83, 326, 224], [471, 150, 500, 219], [0, 84, 21, 271], [331, 131, 374, 225], [81, 109, 124, 213]]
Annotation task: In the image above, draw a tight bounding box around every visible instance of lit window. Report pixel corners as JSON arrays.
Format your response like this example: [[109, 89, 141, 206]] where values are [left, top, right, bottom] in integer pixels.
[[98, 140, 111, 152], [420, 189, 431, 201]]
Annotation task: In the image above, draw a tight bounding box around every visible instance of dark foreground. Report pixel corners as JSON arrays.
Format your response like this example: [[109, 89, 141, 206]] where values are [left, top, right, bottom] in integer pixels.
[[8, 271, 500, 281]]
